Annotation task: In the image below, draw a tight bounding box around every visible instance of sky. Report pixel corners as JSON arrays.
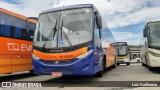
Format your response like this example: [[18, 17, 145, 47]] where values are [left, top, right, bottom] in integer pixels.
[[0, 0, 160, 45]]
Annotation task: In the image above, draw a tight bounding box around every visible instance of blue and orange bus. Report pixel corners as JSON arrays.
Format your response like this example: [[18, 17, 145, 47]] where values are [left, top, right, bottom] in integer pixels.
[[32, 4, 116, 77], [0, 8, 36, 74]]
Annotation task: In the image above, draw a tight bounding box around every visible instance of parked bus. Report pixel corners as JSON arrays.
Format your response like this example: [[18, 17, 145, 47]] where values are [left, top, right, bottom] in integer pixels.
[[32, 4, 117, 77], [0, 8, 36, 74], [113, 42, 131, 65], [140, 19, 160, 70]]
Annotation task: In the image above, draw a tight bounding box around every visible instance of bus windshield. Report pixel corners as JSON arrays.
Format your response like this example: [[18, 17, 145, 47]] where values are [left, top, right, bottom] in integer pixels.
[[117, 46, 128, 55], [148, 21, 160, 48], [33, 8, 92, 49]]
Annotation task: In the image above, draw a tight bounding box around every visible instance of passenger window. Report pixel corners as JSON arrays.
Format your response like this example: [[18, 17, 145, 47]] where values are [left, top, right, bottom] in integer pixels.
[[10, 26, 15, 38], [0, 25, 11, 37], [14, 27, 22, 38], [0, 14, 10, 37], [22, 29, 27, 39]]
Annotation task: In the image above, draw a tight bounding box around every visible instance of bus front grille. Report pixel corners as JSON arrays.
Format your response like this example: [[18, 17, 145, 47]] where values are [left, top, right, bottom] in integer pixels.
[[39, 59, 76, 65], [41, 66, 74, 73]]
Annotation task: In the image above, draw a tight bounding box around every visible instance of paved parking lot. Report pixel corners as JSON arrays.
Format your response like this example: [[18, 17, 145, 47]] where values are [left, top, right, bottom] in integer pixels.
[[1, 63, 160, 90]]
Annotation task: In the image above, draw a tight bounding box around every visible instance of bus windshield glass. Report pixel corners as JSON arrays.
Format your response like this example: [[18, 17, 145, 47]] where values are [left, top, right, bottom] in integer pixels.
[[148, 21, 160, 47], [33, 8, 92, 49], [117, 45, 128, 55]]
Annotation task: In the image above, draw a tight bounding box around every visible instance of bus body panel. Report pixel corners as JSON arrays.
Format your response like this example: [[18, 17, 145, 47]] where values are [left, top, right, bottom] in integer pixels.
[[0, 8, 36, 74], [0, 37, 32, 55], [116, 55, 130, 64], [12, 55, 32, 72], [0, 37, 32, 73], [0, 55, 11, 74], [101, 17, 117, 68], [33, 52, 95, 76], [106, 45, 116, 67], [140, 37, 147, 65], [147, 48, 160, 67]]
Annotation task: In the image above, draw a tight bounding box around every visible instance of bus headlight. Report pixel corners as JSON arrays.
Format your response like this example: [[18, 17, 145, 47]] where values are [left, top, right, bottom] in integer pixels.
[[76, 49, 93, 59], [32, 54, 40, 60]]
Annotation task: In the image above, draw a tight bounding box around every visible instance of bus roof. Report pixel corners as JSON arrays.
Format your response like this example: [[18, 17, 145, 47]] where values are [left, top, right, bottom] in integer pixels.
[[146, 18, 160, 24], [113, 42, 128, 46], [0, 8, 36, 23], [117, 42, 128, 44], [40, 4, 94, 15]]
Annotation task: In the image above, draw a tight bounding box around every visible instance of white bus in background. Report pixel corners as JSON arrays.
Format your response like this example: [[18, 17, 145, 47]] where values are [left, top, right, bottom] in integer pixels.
[[140, 19, 160, 71]]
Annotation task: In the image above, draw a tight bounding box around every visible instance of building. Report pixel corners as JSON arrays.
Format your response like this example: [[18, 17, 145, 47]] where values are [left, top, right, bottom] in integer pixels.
[[129, 45, 141, 62]]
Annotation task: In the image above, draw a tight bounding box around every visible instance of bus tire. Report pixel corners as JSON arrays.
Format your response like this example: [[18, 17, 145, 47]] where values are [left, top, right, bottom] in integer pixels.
[[95, 58, 104, 77], [127, 63, 130, 65], [142, 63, 145, 66], [112, 57, 116, 68], [148, 66, 153, 71], [116, 63, 120, 66], [95, 70, 103, 77], [29, 70, 35, 75]]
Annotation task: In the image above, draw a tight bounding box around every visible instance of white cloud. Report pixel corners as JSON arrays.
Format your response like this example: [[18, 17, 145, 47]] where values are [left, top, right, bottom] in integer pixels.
[[55, 0, 160, 29], [1, 0, 160, 45], [1, 0, 160, 28], [112, 31, 142, 45], [108, 7, 160, 28], [0, 0, 55, 17]]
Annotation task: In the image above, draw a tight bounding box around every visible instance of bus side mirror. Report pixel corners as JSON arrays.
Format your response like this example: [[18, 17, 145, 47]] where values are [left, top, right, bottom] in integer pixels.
[[95, 12, 102, 29], [143, 29, 147, 37], [26, 17, 38, 31]]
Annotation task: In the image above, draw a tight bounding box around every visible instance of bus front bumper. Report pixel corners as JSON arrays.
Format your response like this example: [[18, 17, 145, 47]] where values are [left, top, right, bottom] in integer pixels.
[[32, 54, 95, 76], [116, 58, 130, 64]]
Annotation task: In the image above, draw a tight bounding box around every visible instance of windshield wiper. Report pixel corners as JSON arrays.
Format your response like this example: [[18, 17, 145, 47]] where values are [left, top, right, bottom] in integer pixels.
[[60, 20, 72, 47], [119, 46, 123, 50], [42, 20, 58, 50]]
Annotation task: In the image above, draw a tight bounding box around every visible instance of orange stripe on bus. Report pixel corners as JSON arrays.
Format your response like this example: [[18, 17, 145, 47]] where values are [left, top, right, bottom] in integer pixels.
[[0, 64, 11, 68], [33, 47, 88, 60], [0, 57, 31, 59], [12, 63, 31, 67], [0, 63, 31, 68], [0, 8, 36, 23]]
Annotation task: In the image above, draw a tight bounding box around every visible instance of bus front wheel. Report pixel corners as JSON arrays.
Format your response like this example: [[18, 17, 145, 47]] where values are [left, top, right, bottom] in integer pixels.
[[112, 57, 117, 68], [29, 70, 35, 75], [127, 63, 130, 65], [116, 63, 120, 66], [142, 63, 145, 66], [95, 59, 104, 77], [95, 70, 103, 77], [148, 66, 153, 71]]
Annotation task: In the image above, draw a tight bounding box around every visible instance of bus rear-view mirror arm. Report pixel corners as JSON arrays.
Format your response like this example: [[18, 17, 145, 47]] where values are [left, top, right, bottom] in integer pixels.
[[94, 12, 102, 29]]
